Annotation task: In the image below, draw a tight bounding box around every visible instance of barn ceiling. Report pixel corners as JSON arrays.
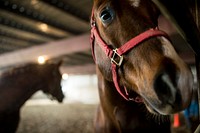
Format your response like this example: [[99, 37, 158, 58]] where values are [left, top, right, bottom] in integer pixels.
[[0, 0, 95, 74]]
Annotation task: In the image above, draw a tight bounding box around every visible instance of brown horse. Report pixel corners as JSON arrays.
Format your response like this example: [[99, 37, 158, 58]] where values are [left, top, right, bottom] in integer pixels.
[[90, 0, 194, 132], [0, 61, 64, 133]]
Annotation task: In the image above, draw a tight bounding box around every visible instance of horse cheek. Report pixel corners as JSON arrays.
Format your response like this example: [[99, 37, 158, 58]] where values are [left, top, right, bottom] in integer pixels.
[[95, 44, 113, 81]]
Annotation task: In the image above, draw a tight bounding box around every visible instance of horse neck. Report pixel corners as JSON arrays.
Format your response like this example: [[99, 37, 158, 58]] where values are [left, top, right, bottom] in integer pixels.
[[0, 69, 46, 111], [16, 71, 46, 98]]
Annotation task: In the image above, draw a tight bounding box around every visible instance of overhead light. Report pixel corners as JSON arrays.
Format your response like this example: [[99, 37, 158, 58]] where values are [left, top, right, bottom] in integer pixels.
[[39, 23, 48, 32], [62, 73, 69, 80], [31, 0, 38, 5], [37, 55, 47, 64]]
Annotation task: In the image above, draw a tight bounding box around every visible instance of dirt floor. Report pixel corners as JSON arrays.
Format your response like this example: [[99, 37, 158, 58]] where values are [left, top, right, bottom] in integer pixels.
[[16, 102, 194, 133], [16, 102, 97, 133]]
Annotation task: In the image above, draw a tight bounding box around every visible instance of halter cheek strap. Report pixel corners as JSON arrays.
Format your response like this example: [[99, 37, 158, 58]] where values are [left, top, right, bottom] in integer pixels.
[[90, 13, 170, 101]]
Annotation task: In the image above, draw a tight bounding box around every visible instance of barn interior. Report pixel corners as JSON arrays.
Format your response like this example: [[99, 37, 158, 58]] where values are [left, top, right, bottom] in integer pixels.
[[0, 0, 198, 133]]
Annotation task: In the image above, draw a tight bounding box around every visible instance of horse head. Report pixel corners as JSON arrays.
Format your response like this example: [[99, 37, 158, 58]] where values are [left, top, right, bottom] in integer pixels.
[[91, 0, 193, 115], [41, 61, 64, 103]]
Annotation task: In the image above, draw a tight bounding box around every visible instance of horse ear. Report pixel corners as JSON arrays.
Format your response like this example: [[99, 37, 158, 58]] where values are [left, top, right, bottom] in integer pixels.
[[57, 60, 63, 67], [150, 2, 160, 24]]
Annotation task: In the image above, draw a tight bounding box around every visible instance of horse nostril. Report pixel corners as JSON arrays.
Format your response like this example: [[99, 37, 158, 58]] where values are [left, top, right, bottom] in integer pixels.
[[154, 72, 177, 105]]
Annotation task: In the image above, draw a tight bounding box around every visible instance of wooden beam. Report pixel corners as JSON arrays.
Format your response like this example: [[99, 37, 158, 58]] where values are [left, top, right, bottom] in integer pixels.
[[0, 33, 90, 68], [60, 64, 96, 75]]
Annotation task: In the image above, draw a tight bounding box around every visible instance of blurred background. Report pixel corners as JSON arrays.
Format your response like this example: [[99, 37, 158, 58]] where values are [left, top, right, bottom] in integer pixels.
[[0, 0, 98, 132]]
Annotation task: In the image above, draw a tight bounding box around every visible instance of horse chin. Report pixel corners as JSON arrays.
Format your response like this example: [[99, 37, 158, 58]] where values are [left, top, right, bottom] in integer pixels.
[[48, 94, 64, 103], [53, 93, 64, 103], [142, 91, 192, 115], [44, 90, 64, 103], [144, 100, 175, 115], [144, 103, 161, 115], [57, 95, 64, 103]]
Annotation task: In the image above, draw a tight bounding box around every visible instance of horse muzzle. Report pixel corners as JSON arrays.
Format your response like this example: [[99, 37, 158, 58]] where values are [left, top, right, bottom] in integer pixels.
[[151, 63, 194, 115]]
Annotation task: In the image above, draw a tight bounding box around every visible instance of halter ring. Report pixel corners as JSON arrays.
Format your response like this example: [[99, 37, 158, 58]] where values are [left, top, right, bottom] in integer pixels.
[[111, 49, 123, 66]]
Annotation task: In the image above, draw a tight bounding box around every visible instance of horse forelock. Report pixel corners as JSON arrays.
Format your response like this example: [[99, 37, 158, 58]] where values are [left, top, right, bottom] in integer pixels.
[[129, 0, 141, 7]]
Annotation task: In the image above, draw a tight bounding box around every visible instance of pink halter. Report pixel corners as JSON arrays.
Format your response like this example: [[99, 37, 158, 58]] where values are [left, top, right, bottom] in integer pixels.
[[90, 10, 170, 101]]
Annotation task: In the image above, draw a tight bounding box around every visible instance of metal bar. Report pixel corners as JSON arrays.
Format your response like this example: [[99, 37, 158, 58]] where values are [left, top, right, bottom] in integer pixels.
[[196, 56, 200, 121]]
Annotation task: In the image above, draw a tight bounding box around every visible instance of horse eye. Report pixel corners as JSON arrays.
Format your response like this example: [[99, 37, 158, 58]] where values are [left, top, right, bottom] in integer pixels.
[[100, 7, 115, 25]]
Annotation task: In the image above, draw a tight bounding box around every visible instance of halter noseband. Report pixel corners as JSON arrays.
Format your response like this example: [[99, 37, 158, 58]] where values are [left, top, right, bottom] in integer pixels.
[[90, 10, 170, 102]]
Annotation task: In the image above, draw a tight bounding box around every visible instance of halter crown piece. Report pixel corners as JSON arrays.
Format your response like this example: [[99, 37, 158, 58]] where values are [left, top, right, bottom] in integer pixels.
[[90, 9, 170, 102]]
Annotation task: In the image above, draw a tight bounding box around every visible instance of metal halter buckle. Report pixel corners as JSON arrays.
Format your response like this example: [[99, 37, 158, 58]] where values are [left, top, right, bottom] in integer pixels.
[[91, 20, 96, 27], [111, 49, 123, 66]]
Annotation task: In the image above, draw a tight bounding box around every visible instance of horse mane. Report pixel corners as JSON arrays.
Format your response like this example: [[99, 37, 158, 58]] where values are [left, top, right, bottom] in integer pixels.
[[0, 63, 42, 78]]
